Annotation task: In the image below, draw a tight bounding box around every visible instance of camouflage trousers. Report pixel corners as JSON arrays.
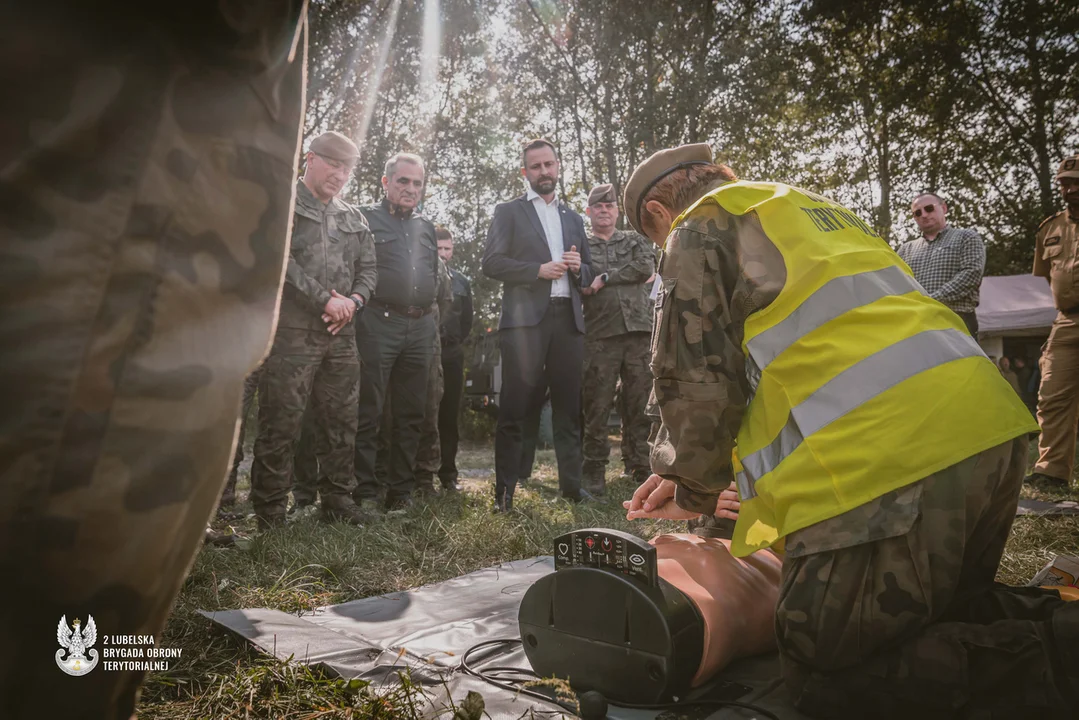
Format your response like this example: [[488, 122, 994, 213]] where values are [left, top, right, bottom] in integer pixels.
[[777, 435, 1079, 719], [223, 368, 263, 505], [250, 329, 360, 519], [227, 367, 320, 507], [0, 5, 307, 718], [582, 332, 652, 491], [291, 408, 320, 505]]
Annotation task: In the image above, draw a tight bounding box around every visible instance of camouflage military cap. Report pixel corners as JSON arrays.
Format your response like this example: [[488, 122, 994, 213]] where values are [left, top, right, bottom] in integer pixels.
[[309, 131, 359, 163], [588, 183, 617, 206], [623, 143, 713, 233], [1057, 155, 1079, 180]]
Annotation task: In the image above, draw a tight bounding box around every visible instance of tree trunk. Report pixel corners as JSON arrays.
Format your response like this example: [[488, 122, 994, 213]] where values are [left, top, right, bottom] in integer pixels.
[[1026, 0, 1054, 217]]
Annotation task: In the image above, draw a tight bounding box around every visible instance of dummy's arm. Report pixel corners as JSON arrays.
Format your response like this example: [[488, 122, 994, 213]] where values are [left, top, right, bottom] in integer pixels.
[[650, 205, 750, 514]]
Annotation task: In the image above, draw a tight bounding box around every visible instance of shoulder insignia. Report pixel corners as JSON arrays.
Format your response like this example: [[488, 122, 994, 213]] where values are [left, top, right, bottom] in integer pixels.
[[1038, 211, 1064, 231]]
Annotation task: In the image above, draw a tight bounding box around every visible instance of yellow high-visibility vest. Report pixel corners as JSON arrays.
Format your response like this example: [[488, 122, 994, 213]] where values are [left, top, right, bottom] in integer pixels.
[[672, 182, 1037, 557]]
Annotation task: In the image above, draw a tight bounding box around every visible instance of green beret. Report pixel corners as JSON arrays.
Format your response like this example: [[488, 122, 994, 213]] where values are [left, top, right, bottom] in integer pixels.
[[309, 131, 359, 162], [588, 183, 617, 206], [623, 143, 713, 233]]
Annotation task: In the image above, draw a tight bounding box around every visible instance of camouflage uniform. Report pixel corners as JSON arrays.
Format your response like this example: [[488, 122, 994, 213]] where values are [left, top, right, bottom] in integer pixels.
[[778, 434, 1078, 719], [222, 367, 263, 506], [228, 367, 320, 508], [250, 179, 377, 523], [291, 400, 321, 507], [0, 4, 307, 718], [582, 228, 656, 492], [649, 190, 1079, 717]]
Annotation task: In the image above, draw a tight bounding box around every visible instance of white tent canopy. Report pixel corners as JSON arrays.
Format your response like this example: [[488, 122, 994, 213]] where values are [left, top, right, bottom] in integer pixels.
[[976, 274, 1056, 336]]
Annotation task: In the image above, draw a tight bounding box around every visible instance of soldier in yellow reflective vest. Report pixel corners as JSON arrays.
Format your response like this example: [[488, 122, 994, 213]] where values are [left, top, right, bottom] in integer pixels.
[[622, 143, 1078, 718]]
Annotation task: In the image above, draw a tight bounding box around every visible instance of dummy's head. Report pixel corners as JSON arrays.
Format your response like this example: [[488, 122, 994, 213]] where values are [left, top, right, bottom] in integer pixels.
[[623, 143, 737, 247]]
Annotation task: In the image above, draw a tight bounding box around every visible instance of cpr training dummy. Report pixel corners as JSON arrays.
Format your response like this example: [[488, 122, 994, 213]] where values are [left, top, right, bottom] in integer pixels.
[[518, 483, 783, 706], [641, 483, 780, 687]]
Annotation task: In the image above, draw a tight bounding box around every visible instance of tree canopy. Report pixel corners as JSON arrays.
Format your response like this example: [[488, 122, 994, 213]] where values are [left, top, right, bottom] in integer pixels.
[[305, 0, 1079, 329]]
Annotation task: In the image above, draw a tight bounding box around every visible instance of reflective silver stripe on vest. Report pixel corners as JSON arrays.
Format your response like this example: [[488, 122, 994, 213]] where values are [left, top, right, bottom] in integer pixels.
[[740, 328, 984, 484], [735, 470, 756, 500], [746, 265, 925, 372]]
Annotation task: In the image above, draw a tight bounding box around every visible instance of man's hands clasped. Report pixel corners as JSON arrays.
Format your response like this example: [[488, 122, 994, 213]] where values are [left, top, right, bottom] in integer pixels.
[[537, 245, 582, 280], [322, 289, 361, 335]]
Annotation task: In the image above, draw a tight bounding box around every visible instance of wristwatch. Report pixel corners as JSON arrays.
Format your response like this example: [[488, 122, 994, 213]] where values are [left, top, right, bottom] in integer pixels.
[[600, 272, 609, 284], [351, 295, 364, 311]]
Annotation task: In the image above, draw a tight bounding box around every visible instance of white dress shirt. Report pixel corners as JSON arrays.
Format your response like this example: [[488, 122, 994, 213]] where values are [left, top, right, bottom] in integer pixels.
[[526, 186, 570, 297]]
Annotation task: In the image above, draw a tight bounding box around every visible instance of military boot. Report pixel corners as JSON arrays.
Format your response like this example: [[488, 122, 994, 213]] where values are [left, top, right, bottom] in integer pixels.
[[218, 474, 238, 508], [320, 499, 367, 527], [582, 469, 606, 497]]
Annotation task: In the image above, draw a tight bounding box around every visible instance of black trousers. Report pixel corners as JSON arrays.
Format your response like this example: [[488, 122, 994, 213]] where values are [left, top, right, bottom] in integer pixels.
[[437, 352, 465, 485], [353, 308, 437, 501], [495, 300, 583, 500], [957, 310, 979, 337]]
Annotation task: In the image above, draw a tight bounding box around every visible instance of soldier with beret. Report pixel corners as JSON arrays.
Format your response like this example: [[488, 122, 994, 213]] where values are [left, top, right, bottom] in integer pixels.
[[1030, 154, 1079, 487], [580, 183, 657, 495], [250, 130, 377, 529], [621, 144, 1073, 718]]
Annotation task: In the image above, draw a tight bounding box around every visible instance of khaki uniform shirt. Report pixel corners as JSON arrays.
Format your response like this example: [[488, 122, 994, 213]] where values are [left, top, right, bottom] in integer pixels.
[[279, 182, 378, 335], [1033, 211, 1079, 312], [583, 229, 656, 339]]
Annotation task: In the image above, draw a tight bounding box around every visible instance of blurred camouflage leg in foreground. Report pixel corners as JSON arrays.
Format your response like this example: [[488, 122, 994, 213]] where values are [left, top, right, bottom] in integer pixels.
[[0, 3, 308, 718]]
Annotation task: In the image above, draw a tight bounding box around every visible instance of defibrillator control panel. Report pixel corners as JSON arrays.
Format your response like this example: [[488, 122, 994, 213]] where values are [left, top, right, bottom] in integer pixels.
[[553, 528, 657, 587]]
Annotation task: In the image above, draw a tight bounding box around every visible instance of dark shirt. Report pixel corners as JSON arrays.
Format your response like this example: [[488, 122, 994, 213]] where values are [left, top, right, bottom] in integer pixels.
[[361, 199, 440, 308], [279, 181, 377, 335], [441, 267, 473, 360]]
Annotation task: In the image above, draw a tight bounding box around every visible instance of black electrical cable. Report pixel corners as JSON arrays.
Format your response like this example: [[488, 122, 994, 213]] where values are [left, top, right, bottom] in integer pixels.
[[459, 638, 782, 719]]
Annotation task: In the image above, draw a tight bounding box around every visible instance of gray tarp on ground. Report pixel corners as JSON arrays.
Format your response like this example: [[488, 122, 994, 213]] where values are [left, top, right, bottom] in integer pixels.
[[202, 556, 808, 719], [976, 274, 1056, 334]]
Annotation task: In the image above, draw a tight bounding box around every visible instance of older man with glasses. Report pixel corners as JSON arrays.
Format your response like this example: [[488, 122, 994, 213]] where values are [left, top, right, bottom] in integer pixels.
[[897, 193, 986, 336]]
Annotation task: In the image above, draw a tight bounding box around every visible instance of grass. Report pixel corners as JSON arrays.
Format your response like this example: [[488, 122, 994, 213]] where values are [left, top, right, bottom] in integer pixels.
[[137, 440, 1079, 719], [137, 443, 684, 719]]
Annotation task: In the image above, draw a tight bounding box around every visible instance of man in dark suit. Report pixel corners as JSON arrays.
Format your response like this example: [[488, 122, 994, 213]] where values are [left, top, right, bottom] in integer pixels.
[[482, 138, 597, 511]]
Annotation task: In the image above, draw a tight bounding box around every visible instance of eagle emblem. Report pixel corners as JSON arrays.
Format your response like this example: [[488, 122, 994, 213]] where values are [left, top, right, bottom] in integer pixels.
[[56, 615, 99, 676]]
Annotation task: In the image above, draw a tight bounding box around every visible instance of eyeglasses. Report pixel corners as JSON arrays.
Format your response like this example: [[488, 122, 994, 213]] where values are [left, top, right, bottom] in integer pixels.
[[913, 204, 936, 218], [314, 153, 356, 174]]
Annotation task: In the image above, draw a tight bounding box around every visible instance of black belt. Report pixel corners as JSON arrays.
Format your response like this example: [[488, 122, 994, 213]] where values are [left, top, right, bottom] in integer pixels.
[[549, 297, 572, 306], [370, 298, 433, 318]]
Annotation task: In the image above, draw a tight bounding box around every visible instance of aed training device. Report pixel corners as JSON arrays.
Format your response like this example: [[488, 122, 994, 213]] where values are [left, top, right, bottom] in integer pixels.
[[518, 528, 704, 705]]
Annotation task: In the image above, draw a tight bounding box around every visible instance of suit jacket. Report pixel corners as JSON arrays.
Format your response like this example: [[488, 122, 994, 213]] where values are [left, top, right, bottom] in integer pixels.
[[482, 194, 594, 332]]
